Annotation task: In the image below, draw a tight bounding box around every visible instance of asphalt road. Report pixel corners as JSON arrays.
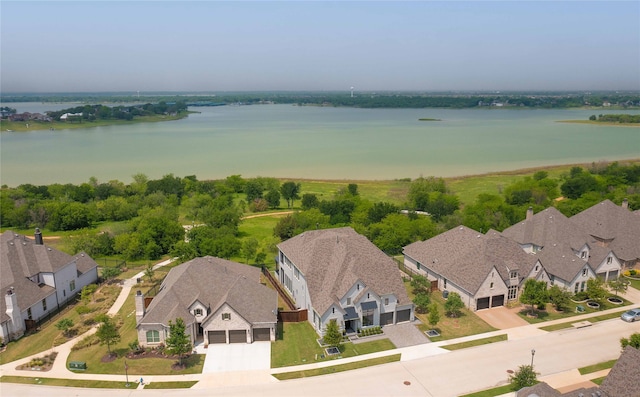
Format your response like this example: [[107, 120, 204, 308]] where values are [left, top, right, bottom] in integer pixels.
[[2, 317, 639, 397]]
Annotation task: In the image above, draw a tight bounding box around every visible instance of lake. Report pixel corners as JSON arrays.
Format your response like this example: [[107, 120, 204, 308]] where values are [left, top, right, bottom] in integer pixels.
[[1, 103, 639, 186]]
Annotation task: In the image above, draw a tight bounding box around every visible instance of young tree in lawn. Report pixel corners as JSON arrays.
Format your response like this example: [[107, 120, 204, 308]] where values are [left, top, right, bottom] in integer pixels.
[[586, 277, 607, 304], [166, 317, 192, 367], [608, 278, 628, 297], [547, 285, 572, 312], [413, 292, 431, 314], [520, 279, 548, 315], [96, 316, 120, 355], [427, 303, 440, 329], [411, 274, 430, 295], [280, 181, 301, 209], [101, 266, 121, 282], [56, 318, 74, 337], [323, 319, 342, 350], [242, 238, 259, 264], [509, 364, 538, 391], [444, 292, 464, 318], [144, 263, 155, 283]]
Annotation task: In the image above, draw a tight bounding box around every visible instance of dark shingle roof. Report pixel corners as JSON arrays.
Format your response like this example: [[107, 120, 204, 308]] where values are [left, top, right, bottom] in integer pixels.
[[516, 382, 561, 397], [599, 345, 640, 397], [277, 227, 410, 315], [139, 257, 277, 327], [404, 226, 538, 294], [0, 230, 97, 324], [570, 199, 640, 263]]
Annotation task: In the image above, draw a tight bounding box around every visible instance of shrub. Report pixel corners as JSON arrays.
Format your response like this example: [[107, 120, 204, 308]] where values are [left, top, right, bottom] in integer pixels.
[[75, 305, 92, 315]]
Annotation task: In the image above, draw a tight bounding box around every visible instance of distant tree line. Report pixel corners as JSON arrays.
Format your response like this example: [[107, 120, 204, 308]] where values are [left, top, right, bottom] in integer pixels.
[[1, 161, 638, 263], [46, 102, 187, 122], [588, 114, 640, 123]]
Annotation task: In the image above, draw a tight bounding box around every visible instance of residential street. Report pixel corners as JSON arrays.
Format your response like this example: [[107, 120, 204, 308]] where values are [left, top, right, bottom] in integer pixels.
[[2, 261, 639, 397]]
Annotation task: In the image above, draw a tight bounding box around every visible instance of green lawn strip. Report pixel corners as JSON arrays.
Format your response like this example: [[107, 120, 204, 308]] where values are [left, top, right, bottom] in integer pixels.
[[441, 335, 507, 351], [516, 296, 633, 325], [404, 280, 496, 341], [143, 381, 198, 389], [540, 323, 573, 332], [0, 375, 131, 389], [578, 359, 616, 375], [591, 376, 606, 385], [539, 311, 623, 332], [67, 287, 204, 375], [273, 354, 401, 380], [458, 383, 516, 397], [271, 322, 395, 368]]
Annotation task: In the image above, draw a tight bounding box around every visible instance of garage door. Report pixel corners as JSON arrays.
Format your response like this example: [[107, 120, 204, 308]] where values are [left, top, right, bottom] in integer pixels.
[[396, 309, 411, 323], [477, 297, 490, 310], [380, 312, 394, 326], [491, 294, 505, 307], [208, 330, 226, 344], [229, 330, 247, 343], [253, 328, 271, 342]]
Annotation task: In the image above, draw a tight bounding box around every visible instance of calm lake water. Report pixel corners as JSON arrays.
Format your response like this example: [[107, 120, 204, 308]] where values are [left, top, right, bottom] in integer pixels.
[[1, 103, 639, 186]]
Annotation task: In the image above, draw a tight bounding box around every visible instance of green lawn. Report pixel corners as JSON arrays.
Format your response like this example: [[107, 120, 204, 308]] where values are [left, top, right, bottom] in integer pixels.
[[404, 281, 496, 341], [459, 384, 516, 397], [273, 354, 401, 380], [578, 359, 617, 375], [299, 180, 411, 206], [271, 322, 395, 368], [142, 381, 198, 389], [0, 375, 132, 389], [67, 286, 204, 375], [441, 335, 507, 351], [517, 295, 632, 325]]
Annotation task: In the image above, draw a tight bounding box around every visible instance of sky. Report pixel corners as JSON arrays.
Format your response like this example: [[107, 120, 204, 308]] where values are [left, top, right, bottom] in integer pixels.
[[1, 1, 639, 93]]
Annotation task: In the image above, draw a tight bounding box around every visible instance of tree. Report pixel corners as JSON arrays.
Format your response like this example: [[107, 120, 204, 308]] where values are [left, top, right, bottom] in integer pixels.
[[620, 333, 640, 349], [280, 181, 301, 208], [586, 277, 607, 304], [520, 279, 548, 315], [509, 364, 538, 390], [347, 183, 359, 196], [165, 318, 192, 366], [101, 266, 121, 281], [242, 238, 259, 264], [413, 292, 431, 314], [427, 303, 440, 329], [273, 214, 298, 240], [56, 318, 74, 337], [80, 284, 98, 304], [444, 292, 464, 318], [609, 278, 628, 297], [547, 285, 571, 312], [96, 316, 120, 355], [323, 319, 342, 349], [411, 275, 430, 295], [264, 189, 281, 209], [301, 193, 319, 210], [144, 264, 155, 283]]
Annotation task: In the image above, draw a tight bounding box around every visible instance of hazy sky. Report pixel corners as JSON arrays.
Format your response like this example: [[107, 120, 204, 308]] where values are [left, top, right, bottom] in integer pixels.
[[2, 1, 639, 93]]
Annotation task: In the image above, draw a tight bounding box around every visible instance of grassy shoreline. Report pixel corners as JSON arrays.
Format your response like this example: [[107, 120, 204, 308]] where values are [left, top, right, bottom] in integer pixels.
[[556, 120, 640, 127], [0, 111, 192, 132]]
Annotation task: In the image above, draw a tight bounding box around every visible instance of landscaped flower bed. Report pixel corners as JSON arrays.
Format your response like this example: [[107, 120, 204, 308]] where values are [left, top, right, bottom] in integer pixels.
[[357, 326, 383, 338]]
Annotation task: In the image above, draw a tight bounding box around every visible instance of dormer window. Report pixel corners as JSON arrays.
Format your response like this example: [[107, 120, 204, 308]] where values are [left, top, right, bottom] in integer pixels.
[[606, 257, 612, 264], [194, 308, 203, 316], [582, 268, 588, 277], [510, 271, 518, 279], [222, 313, 231, 321], [581, 251, 587, 259]]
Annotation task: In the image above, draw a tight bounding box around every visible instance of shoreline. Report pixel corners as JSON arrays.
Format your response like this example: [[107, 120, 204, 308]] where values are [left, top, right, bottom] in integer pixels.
[[556, 120, 640, 127]]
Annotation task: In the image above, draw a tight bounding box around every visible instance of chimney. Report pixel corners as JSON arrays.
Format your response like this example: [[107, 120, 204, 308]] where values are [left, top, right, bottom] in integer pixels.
[[135, 290, 145, 324], [526, 207, 534, 221], [34, 228, 44, 245], [622, 198, 629, 209], [5, 288, 25, 340]]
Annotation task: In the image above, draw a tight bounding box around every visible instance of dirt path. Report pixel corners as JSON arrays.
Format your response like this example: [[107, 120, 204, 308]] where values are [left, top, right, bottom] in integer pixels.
[[241, 211, 294, 220]]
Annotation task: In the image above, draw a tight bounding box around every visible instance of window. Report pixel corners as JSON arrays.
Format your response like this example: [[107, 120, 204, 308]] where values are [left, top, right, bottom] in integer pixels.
[[508, 285, 518, 300], [357, 284, 360, 290], [63, 289, 66, 297], [70, 280, 76, 291], [574, 283, 579, 293], [490, 282, 494, 289], [581, 251, 587, 259], [607, 257, 612, 264], [535, 265, 539, 272], [346, 297, 351, 305], [146, 330, 160, 343], [42, 299, 47, 311], [294, 266, 300, 279], [222, 313, 231, 321], [510, 271, 518, 279], [550, 275, 555, 286], [332, 307, 335, 314], [444, 279, 447, 289], [582, 268, 588, 277], [367, 293, 370, 299], [580, 281, 586, 292], [384, 298, 389, 306], [194, 308, 203, 316], [27, 308, 32, 320]]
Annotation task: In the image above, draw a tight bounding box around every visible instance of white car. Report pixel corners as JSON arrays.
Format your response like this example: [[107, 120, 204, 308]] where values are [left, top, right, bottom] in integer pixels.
[[621, 308, 640, 322]]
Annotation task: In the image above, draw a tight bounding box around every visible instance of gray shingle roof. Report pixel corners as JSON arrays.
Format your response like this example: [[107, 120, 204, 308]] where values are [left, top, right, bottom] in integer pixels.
[[139, 256, 277, 327], [404, 226, 538, 294], [0, 230, 97, 324], [277, 227, 410, 316], [535, 242, 589, 283], [570, 199, 640, 263], [599, 345, 640, 397]]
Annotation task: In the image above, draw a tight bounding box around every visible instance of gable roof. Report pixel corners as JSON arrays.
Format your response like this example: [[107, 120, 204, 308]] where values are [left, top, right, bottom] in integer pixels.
[[277, 227, 410, 315], [0, 230, 97, 324], [139, 256, 276, 326], [599, 345, 640, 397], [502, 207, 589, 251], [570, 199, 640, 262], [404, 226, 538, 294], [535, 242, 590, 283]]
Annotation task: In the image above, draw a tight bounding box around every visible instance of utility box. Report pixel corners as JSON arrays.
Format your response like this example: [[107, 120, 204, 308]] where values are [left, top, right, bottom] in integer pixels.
[[69, 361, 87, 370], [442, 290, 449, 299]]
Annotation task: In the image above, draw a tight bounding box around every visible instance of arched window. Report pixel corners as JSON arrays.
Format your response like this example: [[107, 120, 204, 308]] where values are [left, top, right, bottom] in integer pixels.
[[146, 330, 160, 343]]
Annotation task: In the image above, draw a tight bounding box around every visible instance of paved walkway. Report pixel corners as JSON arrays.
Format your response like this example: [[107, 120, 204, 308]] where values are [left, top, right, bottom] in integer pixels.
[[1, 270, 639, 395]]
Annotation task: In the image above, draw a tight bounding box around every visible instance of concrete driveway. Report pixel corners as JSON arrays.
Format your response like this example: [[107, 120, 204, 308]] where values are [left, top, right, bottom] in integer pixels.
[[202, 342, 271, 373], [475, 306, 529, 329]]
